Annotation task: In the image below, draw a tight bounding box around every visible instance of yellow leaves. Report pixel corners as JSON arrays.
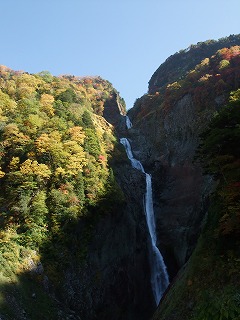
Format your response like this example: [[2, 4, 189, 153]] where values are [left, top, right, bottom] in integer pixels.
[[35, 133, 50, 153], [55, 167, 66, 177], [4, 123, 19, 136], [198, 74, 212, 82], [15, 74, 43, 99], [166, 81, 181, 90], [40, 93, 54, 105], [68, 126, 85, 144], [3, 123, 29, 147], [230, 89, 240, 102], [27, 114, 45, 134], [0, 167, 5, 178], [0, 78, 16, 99], [0, 108, 8, 122], [9, 157, 20, 171], [64, 140, 83, 154], [40, 93, 55, 116], [35, 131, 62, 154], [195, 58, 210, 71], [35, 131, 86, 176], [0, 89, 17, 113], [65, 154, 86, 175], [218, 59, 230, 70], [16, 85, 35, 99], [20, 159, 51, 179], [49, 131, 62, 141], [5, 80, 17, 97], [63, 140, 86, 176]]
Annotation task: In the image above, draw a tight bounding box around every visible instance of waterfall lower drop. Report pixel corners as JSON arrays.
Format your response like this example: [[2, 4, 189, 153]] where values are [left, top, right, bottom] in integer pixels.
[[120, 117, 169, 306]]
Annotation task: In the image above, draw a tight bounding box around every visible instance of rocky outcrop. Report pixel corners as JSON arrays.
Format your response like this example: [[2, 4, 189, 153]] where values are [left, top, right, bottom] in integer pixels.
[[103, 91, 126, 133]]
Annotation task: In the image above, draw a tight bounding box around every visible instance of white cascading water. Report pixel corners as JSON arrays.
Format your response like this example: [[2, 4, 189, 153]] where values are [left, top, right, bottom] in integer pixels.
[[126, 115, 132, 129], [120, 117, 169, 305]]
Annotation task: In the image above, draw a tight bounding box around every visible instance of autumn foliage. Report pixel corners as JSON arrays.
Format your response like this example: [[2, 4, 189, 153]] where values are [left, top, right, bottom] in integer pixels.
[[0, 68, 124, 255]]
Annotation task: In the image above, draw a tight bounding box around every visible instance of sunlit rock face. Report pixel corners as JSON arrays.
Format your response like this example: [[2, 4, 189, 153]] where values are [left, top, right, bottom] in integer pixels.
[[103, 91, 126, 133]]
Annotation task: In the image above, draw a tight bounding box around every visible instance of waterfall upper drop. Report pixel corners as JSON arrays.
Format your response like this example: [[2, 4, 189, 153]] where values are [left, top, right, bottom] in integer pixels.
[[120, 117, 169, 305], [126, 115, 132, 129]]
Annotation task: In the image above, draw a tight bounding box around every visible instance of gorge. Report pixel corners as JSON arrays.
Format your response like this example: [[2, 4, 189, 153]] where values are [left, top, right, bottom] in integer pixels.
[[0, 34, 240, 320]]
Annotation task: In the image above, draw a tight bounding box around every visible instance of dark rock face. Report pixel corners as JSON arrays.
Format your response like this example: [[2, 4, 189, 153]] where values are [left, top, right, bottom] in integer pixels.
[[127, 94, 215, 278], [62, 164, 155, 320]]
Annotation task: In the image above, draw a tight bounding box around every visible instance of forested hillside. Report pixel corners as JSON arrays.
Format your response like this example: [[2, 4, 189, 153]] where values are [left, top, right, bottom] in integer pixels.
[[0, 67, 126, 319]]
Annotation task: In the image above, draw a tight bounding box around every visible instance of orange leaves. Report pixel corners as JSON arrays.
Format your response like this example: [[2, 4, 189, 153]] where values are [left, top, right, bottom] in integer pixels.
[[98, 154, 106, 162], [217, 46, 240, 61]]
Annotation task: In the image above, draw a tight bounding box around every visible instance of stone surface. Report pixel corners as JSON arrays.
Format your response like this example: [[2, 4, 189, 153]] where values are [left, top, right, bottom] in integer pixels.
[[127, 94, 216, 279]]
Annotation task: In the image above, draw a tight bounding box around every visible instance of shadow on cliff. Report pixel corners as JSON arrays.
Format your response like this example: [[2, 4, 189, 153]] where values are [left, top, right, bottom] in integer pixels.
[[0, 271, 61, 319], [0, 141, 156, 320]]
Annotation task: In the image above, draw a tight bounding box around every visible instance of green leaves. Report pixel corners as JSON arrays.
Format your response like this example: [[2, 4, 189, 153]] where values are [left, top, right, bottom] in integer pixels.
[[199, 91, 240, 239], [0, 66, 122, 269], [194, 289, 240, 320]]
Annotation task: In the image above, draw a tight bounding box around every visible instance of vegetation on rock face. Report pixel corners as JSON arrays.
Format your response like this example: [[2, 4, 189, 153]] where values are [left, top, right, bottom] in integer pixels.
[[0, 66, 125, 319], [126, 35, 240, 320], [130, 41, 240, 122], [153, 89, 240, 320], [148, 34, 240, 94]]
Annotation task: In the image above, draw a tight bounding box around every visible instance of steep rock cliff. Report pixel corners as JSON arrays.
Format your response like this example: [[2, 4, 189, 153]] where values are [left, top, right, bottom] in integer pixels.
[[127, 94, 214, 275], [127, 38, 240, 279], [126, 35, 240, 319]]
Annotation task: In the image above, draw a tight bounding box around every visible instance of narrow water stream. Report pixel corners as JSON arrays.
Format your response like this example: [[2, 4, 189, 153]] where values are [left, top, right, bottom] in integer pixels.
[[120, 117, 169, 305]]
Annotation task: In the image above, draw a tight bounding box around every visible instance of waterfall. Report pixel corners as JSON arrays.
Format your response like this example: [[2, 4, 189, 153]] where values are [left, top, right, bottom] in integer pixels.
[[126, 115, 132, 129], [120, 118, 169, 305]]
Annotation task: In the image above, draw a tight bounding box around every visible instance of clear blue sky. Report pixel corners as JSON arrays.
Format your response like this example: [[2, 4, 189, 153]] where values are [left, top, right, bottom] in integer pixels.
[[0, 0, 239, 109]]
